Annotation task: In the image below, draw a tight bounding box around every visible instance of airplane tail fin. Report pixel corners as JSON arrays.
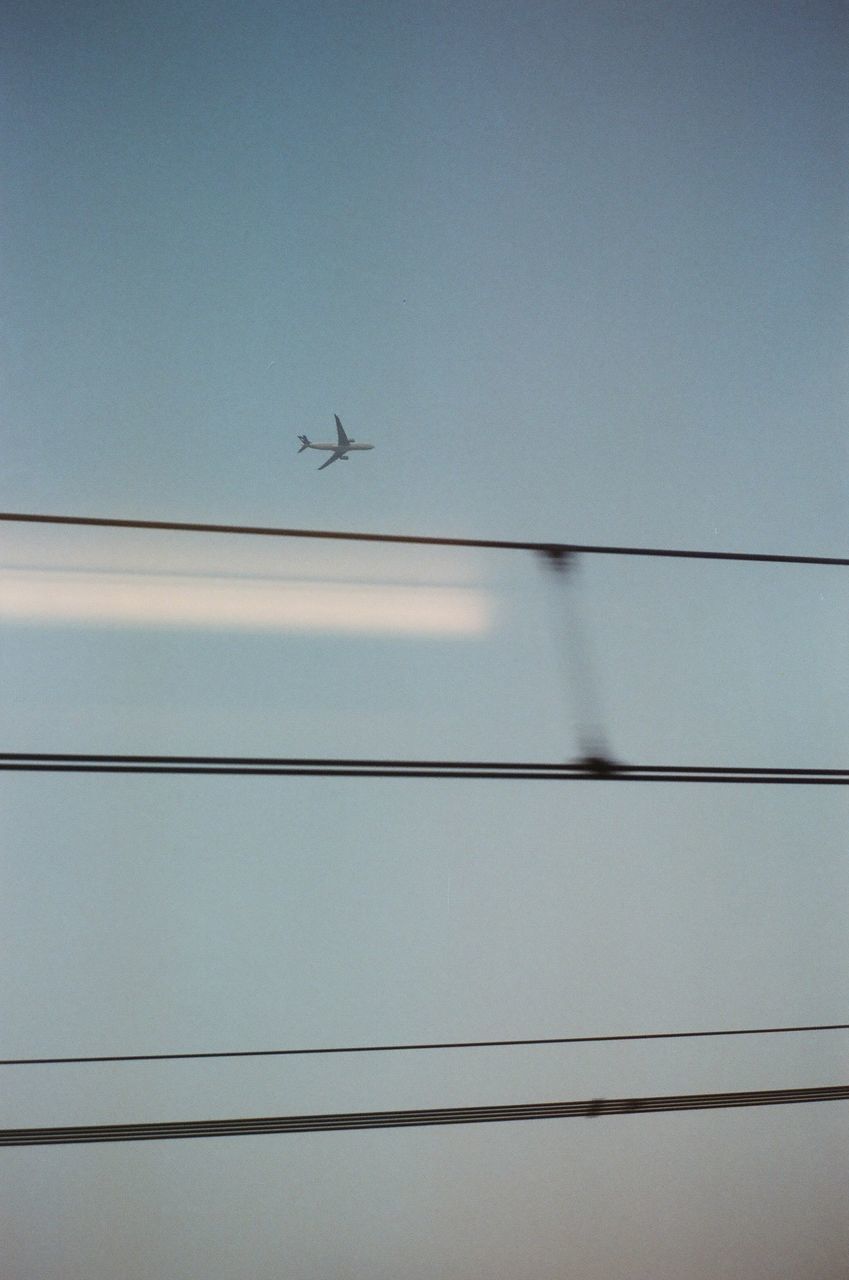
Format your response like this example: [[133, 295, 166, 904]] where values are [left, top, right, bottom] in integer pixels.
[[297, 435, 310, 453]]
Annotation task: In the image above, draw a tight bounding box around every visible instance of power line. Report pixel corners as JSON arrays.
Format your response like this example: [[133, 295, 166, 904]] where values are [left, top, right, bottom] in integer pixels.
[[3, 1021, 847, 1069], [3, 1084, 847, 1146], [2, 753, 846, 783], [1, 511, 847, 566]]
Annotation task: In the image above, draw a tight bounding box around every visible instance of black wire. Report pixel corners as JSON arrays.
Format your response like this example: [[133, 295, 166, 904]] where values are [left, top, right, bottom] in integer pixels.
[[1, 754, 846, 783], [2, 754, 848, 774], [5, 753, 847, 770], [1, 511, 847, 566], [3, 1021, 847, 1068], [3, 1084, 847, 1145]]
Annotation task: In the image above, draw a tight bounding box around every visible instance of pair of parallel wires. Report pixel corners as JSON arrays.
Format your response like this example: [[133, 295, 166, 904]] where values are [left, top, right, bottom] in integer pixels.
[[4, 1024, 849, 1147], [2, 510, 847, 782]]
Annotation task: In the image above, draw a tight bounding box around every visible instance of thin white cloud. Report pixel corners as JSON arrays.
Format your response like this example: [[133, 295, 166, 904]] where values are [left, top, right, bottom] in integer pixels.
[[0, 569, 494, 638]]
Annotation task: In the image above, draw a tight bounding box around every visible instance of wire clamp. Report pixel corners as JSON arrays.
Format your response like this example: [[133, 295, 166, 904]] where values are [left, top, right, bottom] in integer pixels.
[[580, 753, 620, 778], [537, 544, 576, 572]]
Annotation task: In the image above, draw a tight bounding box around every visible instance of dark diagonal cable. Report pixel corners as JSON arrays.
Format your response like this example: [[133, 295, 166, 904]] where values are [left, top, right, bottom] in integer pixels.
[[3, 1021, 848, 1068], [1, 511, 847, 566], [3, 1085, 848, 1146], [540, 548, 613, 763]]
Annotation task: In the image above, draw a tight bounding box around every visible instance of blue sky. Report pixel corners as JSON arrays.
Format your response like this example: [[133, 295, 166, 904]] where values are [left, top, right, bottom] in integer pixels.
[[2, 2, 847, 1277]]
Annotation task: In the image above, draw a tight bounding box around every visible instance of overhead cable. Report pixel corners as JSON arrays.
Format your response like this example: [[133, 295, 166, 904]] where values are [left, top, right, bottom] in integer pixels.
[[3, 1021, 847, 1068], [3, 1084, 847, 1146], [1, 753, 846, 784], [1, 511, 847, 566]]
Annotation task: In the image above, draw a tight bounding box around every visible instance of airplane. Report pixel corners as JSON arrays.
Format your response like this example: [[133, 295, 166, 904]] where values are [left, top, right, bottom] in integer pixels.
[[297, 415, 374, 471]]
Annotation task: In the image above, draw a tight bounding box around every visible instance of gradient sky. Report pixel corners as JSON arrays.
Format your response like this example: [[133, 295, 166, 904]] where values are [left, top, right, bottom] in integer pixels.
[[2, 2, 848, 1277]]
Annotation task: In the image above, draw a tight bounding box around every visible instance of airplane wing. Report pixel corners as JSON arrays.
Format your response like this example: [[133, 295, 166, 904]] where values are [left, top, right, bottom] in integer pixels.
[[318, 451, 343, 470], [334, 414, 351, 447]]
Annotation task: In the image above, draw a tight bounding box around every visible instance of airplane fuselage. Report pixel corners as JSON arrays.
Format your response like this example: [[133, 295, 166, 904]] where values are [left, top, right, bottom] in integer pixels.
[[302, 442, 374, 453]]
